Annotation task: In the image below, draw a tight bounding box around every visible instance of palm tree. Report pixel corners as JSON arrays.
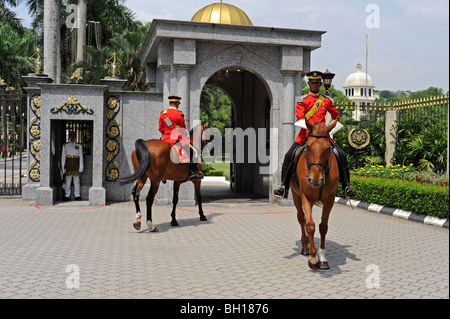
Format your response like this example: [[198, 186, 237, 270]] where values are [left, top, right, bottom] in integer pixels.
[[0, 0, 24, 35], [0, 22, 35, 90], [71, 22, 150, 91]]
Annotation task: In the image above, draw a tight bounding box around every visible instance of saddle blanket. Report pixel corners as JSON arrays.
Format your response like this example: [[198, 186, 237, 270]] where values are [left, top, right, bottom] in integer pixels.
[[171, 144, 190, 164]]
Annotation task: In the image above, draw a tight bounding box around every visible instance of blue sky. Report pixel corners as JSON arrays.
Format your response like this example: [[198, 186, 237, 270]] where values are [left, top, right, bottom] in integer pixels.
[[11, 0, 450, 92]]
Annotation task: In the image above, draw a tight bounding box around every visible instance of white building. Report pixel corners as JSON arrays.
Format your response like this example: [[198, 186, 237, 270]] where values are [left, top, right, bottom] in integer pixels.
[[343, 63, 378, 119]]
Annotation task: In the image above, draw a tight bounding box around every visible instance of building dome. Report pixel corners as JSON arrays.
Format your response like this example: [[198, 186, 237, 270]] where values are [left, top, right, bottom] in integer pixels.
[[191, 2, 253, 26], [344, 63, 374, 88]]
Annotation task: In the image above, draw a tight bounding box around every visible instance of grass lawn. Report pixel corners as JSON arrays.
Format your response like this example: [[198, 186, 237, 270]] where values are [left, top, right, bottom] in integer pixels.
[[206, 161, 231, 181]]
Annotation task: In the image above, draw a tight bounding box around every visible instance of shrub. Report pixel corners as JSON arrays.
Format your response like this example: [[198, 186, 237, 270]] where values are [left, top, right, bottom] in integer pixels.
[[202, 162, 214, 174], [205, 170, 224, 176], [351, 176, 449, 219]]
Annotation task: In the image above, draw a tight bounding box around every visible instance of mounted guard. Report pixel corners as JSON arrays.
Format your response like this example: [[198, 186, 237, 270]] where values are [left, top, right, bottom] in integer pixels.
[[274, 71, 357, 199], [159, 96, 204, 181]]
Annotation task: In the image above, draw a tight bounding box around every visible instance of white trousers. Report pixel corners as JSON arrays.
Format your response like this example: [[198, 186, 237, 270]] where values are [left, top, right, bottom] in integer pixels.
[[65, 175, 80, 197]]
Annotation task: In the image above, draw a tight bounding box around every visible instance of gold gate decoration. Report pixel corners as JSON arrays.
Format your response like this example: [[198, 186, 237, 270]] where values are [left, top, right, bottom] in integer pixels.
[[50, 94, 94, 115], [105, 96, 120, 182], [29, 95, 41, 182]]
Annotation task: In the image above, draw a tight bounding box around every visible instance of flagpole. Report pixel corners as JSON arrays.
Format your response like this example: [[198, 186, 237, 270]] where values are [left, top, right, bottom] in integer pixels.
[[366, 34, 369, 108]]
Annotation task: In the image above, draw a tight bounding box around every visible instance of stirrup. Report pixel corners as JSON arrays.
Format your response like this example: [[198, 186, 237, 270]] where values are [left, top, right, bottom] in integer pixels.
[[190, 171, 204, 182], [343, 186, 356, 199], [274, 185, 289, 199]]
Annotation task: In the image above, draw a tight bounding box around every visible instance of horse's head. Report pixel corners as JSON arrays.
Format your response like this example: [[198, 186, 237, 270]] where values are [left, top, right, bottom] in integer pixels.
[[304, 121, 336, 188], [190, 123, 209, 151]]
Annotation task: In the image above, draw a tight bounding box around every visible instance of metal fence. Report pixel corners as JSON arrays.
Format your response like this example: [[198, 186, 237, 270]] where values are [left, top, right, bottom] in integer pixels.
[[0, 91, 27, 195], [332, 95, 449, 170]]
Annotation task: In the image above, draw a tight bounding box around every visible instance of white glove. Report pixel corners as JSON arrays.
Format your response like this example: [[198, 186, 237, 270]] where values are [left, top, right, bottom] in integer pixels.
[[294, 119, 307, 129], [329, 120, 344, 135]]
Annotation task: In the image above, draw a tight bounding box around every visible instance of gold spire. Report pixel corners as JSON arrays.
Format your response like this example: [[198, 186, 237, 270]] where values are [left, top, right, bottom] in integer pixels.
[[191, 2, 253, 26]]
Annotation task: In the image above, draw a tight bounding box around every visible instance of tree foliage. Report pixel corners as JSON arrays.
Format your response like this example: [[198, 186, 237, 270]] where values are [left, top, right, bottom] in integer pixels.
[[0, 22, 35, 91], [375, 87, 446, 104], [200, 84, 232, 135]]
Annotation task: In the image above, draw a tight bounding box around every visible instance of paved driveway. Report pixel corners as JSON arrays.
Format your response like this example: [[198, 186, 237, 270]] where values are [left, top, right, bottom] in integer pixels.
[[0, 190, 448, 301]]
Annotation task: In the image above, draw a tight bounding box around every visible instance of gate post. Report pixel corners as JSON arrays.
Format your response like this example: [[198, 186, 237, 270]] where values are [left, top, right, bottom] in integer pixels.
[[385, 109, 398, 166], [22, 73, 53, 200]]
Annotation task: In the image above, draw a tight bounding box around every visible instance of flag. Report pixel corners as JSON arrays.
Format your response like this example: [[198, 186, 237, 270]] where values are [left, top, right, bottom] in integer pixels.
[[366, 35, 369, 57]]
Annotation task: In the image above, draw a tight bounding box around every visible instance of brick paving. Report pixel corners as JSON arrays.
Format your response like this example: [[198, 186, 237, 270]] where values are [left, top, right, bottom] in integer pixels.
[[0, 184, 448, 300]]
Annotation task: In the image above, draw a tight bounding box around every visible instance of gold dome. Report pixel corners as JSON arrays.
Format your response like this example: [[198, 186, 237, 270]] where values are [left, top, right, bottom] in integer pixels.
[[191, 2, 253, 26]]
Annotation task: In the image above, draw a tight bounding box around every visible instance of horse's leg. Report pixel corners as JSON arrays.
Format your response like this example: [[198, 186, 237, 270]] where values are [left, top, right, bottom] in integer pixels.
[[146, 182, 160, 232], [293, 192, 309, 255], [194, 181, 207, 221], [318, 200, 333, 270], [132, 177, 146, 230], [302, 200, 319, 270], [171, 182, 181, 226]]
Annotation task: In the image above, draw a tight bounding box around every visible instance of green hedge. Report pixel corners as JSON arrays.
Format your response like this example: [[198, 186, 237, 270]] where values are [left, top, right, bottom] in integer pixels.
[[350, 176, 449, 219], [205, 170, 224, 176]]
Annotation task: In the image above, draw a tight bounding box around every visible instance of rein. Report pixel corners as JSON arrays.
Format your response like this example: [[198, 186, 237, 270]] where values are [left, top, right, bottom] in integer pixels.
[[304, 134, 333, 201]]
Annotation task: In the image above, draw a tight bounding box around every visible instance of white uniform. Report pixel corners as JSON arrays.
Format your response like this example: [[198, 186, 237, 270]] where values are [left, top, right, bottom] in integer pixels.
[[61, 142, 84, 198]]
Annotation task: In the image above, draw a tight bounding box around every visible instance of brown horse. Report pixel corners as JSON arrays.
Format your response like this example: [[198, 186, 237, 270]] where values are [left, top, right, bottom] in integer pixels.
[[290, 120, 339, 270], [118, 124, 209, 232]]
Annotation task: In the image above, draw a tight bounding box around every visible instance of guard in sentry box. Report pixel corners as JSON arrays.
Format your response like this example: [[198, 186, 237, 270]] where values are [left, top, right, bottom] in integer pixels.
[[61, 130, 84, 201]]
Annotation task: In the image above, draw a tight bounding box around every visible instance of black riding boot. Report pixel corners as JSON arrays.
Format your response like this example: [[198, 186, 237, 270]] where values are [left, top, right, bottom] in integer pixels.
[[333, 143, 357, 198], [188, 144, 204, 182], [274, 142, 301, 199]]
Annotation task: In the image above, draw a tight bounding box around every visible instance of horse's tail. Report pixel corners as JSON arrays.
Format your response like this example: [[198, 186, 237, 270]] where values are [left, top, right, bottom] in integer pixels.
[[118, 139, 150, 185]]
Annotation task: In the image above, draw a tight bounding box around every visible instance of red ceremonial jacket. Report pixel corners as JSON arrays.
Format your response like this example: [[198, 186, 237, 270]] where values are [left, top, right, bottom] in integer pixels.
[[295, 92, 341, 144], [158, 107, 189, 145]]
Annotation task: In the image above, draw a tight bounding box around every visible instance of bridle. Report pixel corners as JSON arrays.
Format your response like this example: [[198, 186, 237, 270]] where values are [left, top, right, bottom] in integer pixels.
[[304, 133, 334, 198]]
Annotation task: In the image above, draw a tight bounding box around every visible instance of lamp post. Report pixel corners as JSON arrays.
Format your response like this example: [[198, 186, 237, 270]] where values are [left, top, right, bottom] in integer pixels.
[[322, 69, 335, 95], [105, 52, 122, 78], [29, 48, 44, 75]]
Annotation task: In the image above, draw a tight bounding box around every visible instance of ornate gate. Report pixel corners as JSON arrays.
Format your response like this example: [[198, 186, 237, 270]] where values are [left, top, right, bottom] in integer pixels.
[[0, 82, 26, 195]]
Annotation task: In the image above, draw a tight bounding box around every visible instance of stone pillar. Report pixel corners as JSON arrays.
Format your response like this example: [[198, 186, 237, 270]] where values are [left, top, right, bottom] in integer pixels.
[[172, 39, 196, 206], [385, 110, 398, 165], [279, 71, 297, 205], [21, 74, 53, 201], [100, 77, 127, 204], [278, 46, 303, 204], [173, 39, 196, 128], [174, 65, 192, 127], [157, 39, 172, 102]]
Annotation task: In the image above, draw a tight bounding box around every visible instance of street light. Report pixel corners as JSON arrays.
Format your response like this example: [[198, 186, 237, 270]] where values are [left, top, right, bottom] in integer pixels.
[[322, 69, 335, 95]]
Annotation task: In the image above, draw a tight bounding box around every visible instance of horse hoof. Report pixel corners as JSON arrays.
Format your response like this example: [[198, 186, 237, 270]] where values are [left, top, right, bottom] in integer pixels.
[[171, 221, 179, 227], [301, 248, 309, 256], [133, 222, 141, 230], [200, 216, 207, 222], [149, 227, 159, 232], [319, 261, 330, 270], [308, 260, 319, 270]]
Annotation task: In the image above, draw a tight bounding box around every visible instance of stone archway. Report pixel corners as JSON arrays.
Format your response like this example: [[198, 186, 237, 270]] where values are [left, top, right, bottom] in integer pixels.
[[200, 67, 272, 198]]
